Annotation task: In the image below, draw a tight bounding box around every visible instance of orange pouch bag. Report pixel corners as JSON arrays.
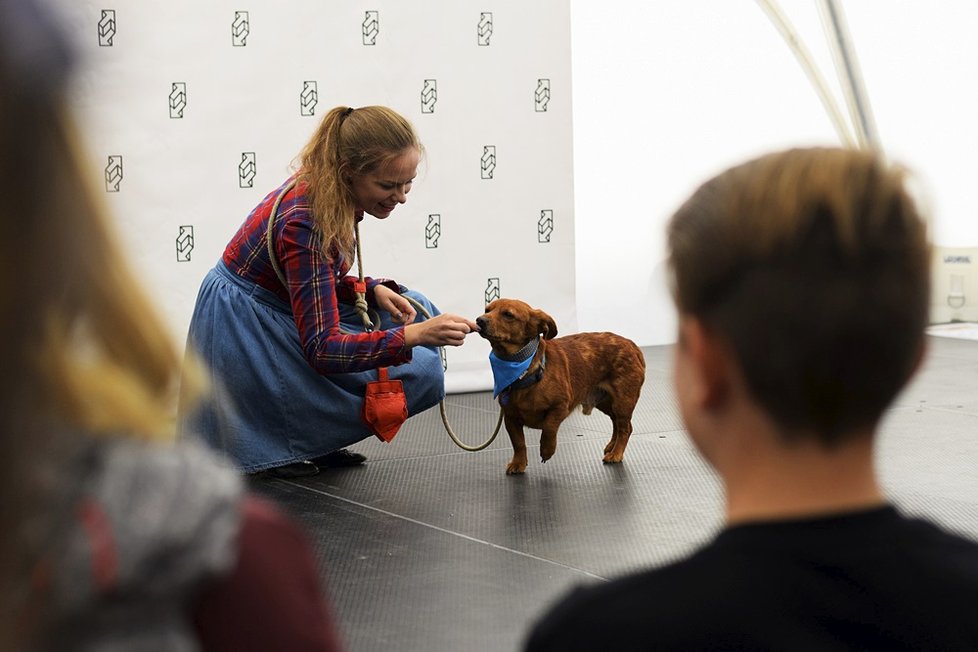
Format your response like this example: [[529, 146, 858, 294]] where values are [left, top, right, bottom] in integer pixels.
[[362, 367, 408, 443]]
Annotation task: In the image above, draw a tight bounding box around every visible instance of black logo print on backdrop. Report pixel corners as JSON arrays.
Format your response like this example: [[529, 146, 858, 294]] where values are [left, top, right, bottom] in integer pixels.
[[239, 153, 256, 188], [539, 210, 553, 243], [535, 79, 551, 112], [98, 10, 116, 47], [301, 81, 318, 116], [176, 225, 194, 262], [362, 11, 379, 45], [232, 11, 249, 46], [478, 12, 493, 46], [485, 277, 500, 306], [169, 82, 186, 119], [425, 214, 441, 248], [481, 146, 496, 180], [105, 155, 123, 192], [421, 80, 437, 114]]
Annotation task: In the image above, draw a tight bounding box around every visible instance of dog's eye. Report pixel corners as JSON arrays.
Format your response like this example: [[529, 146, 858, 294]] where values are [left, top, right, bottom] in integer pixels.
[[502, 311, 515, 320]]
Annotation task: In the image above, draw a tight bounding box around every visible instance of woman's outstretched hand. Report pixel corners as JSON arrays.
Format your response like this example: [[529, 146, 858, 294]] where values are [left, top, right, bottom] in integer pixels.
[[404, 314, 479, 348]]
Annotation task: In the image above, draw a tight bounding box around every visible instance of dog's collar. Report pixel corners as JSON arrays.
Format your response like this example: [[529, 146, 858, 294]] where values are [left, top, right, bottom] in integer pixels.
[[498, 347, 547, 406], [507, 353, 546, 390], [494, 337, 539, 363]]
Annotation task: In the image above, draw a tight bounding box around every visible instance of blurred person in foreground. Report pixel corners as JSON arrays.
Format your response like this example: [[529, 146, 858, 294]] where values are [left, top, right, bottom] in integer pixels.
[[0, 0, 341, 649], [525, 147, 978, 650]]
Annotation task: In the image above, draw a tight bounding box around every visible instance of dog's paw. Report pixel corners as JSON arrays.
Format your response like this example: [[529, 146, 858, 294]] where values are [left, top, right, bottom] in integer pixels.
[[506, 460, 527, 475], [540, 442, 556, 462], [602, 451, 625, 464]]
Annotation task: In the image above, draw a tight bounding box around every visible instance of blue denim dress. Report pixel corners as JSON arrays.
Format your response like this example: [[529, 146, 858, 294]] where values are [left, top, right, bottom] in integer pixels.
[[181, 261, 445, 473]]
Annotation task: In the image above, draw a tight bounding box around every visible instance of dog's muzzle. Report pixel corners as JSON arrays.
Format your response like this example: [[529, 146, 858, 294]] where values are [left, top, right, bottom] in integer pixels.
[[475, 316, 492, 339]]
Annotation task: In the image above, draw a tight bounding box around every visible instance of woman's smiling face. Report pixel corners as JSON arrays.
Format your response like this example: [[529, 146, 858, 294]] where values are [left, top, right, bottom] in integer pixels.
[[350, 147, 420, 219]]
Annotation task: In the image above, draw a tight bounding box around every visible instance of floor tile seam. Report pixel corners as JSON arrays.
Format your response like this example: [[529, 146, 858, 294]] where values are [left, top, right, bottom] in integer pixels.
[[930, 406, 978, 417], [361, 432, 676, 465], [353, 448, 510, 465], [360, 428, 694, 465], [559, 425, 688, 437], [634, 428, 689, 438], [279, 479, 609, 582], [896, 404, 978, 418]]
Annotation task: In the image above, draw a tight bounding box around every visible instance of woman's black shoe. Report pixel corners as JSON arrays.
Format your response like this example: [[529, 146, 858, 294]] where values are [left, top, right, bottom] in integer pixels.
[[264, 460, 320, 479], [312, 449, 367, 468]]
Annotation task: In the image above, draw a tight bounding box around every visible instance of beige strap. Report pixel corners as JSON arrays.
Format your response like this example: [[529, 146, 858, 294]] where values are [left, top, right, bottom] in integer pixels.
[[265, 178, 298, 287]]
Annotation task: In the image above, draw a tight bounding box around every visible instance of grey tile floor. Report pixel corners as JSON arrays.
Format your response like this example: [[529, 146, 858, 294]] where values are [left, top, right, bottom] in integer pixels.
[[250, 335, 978, 652]]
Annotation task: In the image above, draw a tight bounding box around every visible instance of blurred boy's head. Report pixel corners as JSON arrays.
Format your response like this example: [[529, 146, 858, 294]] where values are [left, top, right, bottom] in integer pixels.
[[667, 147, 930, 446]]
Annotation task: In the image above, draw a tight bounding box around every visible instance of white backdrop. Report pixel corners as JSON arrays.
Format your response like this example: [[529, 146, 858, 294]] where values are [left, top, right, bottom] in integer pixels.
[[61, 1, 575, 393], [570, 0, 978, 345], [56, 1, 978, 376]]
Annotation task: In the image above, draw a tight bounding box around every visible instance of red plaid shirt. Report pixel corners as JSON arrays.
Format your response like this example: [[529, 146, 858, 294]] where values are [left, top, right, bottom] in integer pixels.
[[222, 176, 411, 374]]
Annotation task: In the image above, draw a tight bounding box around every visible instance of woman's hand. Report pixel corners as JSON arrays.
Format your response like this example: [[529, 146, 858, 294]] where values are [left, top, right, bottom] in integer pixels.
[[374, 284, 417, 326], [404, 314, 479, 348]]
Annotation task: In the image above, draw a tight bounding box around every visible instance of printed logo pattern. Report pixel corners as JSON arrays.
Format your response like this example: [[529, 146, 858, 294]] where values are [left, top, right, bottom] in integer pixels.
[[538, 210, 553, 243], [481, 146, 496, 180], [362, 11, 379, 45], [169, 82, 187, 119], [301, 81, 318, 116], [485, 277, 500, 305], [80, 3, 574, 384], [478, 12, 493, 46], [421, 79, 437, 114], [535, 79, 551, 112], [232, 11, 249, 47], [425, 214, 441, 248], [239, 152, 256, 188], [176, 225, 194, 262], [105, 155, 123, 192], [98, 10, 116, 47]]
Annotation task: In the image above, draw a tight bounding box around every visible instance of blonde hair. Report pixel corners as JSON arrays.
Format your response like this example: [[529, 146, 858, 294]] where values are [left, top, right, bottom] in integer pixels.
[[1, 51, 205, 644], [1, 107, 203, 442], [297, 105, 422, 262]]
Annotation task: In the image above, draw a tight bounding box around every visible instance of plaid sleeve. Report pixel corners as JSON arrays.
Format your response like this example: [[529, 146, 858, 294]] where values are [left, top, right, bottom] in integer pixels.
[[277, 214, 413, 374]]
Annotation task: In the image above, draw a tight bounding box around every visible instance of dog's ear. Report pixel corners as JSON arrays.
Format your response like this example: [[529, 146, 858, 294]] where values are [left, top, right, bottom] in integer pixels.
[[536, 310, 558, 340]]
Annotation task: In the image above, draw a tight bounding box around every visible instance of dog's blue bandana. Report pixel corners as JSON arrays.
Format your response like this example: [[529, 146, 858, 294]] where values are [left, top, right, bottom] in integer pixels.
[[488, 337, 540, 398], [489, 353, 534, 398]]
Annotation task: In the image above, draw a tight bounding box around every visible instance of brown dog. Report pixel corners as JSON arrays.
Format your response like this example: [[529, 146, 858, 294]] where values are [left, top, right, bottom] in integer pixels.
[[476, 298, 646, 474]]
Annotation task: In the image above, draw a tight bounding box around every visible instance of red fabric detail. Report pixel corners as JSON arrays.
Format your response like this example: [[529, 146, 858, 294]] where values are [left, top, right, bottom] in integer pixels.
[[361, 366, 408, 443], [193, 496, 341, 652], [77, 499, 118, 593]]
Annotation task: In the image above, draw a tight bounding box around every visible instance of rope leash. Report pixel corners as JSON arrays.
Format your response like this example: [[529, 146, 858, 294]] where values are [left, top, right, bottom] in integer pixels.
[[398, 291, 503, 452], [267, 178, 501, 451], [356, 223, 502, 451]]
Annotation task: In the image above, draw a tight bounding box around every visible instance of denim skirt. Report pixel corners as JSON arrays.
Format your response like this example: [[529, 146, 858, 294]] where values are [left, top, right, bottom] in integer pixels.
[[181, 262, 445, 472]]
